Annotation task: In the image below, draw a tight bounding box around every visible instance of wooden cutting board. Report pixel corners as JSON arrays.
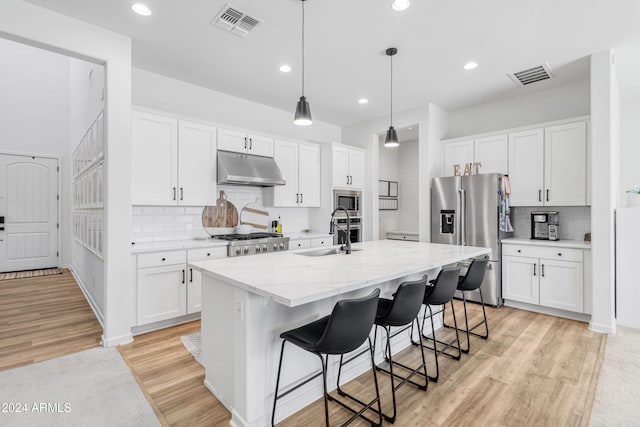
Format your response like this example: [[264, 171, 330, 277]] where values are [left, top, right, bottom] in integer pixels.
[[202, 191, 238, 228]]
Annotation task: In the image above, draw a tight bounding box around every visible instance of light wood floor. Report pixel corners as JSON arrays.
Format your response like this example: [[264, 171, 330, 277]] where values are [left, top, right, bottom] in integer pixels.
[[120, 302, 604, 427], [0, 268, 103, 371]]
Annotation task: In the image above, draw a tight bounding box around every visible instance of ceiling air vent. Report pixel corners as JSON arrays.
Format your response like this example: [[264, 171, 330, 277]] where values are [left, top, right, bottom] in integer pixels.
[[212, 3, 262, 37], [508, 63, 553, 86]]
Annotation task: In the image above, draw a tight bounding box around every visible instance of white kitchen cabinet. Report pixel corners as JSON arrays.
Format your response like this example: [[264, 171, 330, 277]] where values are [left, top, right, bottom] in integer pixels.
[[132, 111, 179, 205], [332, 145, 365, 189], [441, 139, 474, 177], [508, 128, 544, 206], [137, 264, 187, 325], [289, 239, 311, 250], [132, 111, 217, 206], [310, 237, 332, 247], [474, 134, 508, 175], [502, 242, 585, 314], [186, 247, 227, 315], [267, 140, 320, 207], [217, 127, 274, 157], [508, 122, 587, 207], [544, 122, 587, 206]]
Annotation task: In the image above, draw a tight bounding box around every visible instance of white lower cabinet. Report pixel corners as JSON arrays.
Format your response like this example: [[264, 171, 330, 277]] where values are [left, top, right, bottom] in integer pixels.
[[136, 246, 226, 326], [502, 243, 585, 314], [137, 264, 187, 325], [289, 236, 333, 250]]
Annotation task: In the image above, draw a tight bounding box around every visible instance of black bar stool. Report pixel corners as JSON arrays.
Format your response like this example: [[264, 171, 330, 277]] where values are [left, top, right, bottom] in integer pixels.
[[336, 277, 429, 424], [411, 266, 461, 382], [443, 259, 489, 353], [271, 289, 382, 427]]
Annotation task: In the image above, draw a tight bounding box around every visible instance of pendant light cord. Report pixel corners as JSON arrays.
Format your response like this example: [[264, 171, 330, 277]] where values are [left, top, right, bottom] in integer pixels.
[[390, 52, 393, 126], [301, 0, 305, 96]]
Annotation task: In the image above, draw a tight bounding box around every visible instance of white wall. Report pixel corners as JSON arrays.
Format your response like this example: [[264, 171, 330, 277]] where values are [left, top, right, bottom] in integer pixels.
[[619, 99, 640, 205], [132, 68, 341, 143], [342, 105, 434, 242], [0, 38, 71, 266], [446, 80, 590, 139], [589, 50, 619, 334], [398, 140, 419, 232], [1, 0, 134, 346], [378, 138, 400, 238]]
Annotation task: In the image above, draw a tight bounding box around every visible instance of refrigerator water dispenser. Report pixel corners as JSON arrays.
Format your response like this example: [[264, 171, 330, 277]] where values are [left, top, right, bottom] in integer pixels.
[[440, 210, 455, 234]]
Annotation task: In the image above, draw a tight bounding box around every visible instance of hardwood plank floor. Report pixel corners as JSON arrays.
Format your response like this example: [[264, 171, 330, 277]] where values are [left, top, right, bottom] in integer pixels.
[[0, 268, 103, 372], [118, 321, 231, 427], [120, 303, 604, 427]]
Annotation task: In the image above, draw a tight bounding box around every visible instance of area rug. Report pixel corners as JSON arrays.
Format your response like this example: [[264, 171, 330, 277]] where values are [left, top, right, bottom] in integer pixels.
[[181, 331, 202, 365], [0, 347, 160, 427], [0, 268, 63, 281], [589, 326, 640, 426]]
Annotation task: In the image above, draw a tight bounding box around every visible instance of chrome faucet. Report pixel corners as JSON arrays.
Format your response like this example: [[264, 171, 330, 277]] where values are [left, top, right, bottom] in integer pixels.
[[329, 207, 351, 254]]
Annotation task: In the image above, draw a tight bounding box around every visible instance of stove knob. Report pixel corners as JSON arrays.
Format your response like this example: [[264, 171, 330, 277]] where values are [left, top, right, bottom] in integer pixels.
[[279, 243, 285, 250], [273, 244, 278, 250], [263, 245, 268, 251], [256, 246, 261, 253], [235, 248, 241, 255], [243, 248, 250, 254]]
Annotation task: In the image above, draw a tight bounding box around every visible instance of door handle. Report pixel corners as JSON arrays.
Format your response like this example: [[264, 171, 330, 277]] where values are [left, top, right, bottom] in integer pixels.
[[190, 268, 193, 283], [546, 189, 549, 202], [173, 187, 177, 201], [538, 190, 542, 202], [180, 187, 184, 201], [347, 175, 349, 185], [541, 264, 545, 277], [249, 138, 253, 150], [300, 193, 303, 204], [533, 263, 537, 276], [182, 269, 185, 284], [296, 193, 299, 203], [244, 137, 247, 149]]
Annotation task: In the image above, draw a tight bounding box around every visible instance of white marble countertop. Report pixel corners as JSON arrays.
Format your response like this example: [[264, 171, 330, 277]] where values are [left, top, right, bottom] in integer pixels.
[[190, 240, 490, 307], [502, 237, 591, 250], [284, 232, 333, 240], [131, 238, 228, 254]]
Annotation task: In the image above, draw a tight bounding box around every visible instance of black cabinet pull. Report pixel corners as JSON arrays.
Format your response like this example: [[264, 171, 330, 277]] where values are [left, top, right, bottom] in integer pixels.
[[244, 137, 247, 149], [161, 257, 166, 261], [173, 187, 176, 200], [182, 269, 185, 284], [541, 264, 545, 277], [207, 253, 211, 257], [558, 253, 562, 256], [249, 138, 253, 150], [347, 175, 349, 185], [300, 193, 303, 204], [190, 268, 193, 283], [296, 193, 299, 203], [533, 263, 537, 276], [538, 190, 542, 202], [517, 249, 521, 253], [180, 187, 184, 201], [546, 189, 549, 202]]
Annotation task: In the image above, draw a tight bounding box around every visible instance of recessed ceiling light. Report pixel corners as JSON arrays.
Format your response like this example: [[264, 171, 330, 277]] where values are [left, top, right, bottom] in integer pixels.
[[392, 0, 410, 11], [358, 98, 369, 104], [464, 62, 478, 70], [408, 127, 413, 130], [279, 65, 292, 73], [131, 3, 152, 16]]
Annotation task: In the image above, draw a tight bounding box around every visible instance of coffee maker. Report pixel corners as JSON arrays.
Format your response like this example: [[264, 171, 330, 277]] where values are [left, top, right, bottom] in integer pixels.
[[531, 211, 559, 240]]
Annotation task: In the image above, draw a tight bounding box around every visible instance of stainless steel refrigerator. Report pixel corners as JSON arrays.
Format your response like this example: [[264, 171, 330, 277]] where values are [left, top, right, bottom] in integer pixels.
[[431, 173, 512, 307]]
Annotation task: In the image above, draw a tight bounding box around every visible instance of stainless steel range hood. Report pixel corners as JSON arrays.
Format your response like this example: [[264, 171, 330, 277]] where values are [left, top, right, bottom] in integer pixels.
[[217, 150, 286, 186]]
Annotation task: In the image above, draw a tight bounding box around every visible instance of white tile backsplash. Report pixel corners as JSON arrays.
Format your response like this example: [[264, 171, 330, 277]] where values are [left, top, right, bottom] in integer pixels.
[[511, 206, 591, 241], [131, 185, 312, 242]]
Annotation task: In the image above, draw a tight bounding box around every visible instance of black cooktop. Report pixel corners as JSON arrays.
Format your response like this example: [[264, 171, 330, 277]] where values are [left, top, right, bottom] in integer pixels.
[[213, 232, 283, 241]]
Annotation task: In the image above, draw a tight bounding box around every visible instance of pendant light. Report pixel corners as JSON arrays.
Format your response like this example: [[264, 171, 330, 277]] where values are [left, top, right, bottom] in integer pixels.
[[294, 0, 312, 126], [384, 47, 399, 147]]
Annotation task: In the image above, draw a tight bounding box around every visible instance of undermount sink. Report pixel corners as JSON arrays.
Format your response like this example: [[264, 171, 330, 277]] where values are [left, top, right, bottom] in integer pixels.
[[297, 247, 361, 257]]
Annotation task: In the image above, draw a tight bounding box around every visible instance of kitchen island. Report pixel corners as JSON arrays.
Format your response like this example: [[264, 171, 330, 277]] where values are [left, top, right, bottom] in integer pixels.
[[190, 240, 490, 427]]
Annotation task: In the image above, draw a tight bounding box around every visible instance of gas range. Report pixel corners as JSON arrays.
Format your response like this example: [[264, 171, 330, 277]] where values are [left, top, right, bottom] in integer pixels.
[[213, 232, 290, 257]]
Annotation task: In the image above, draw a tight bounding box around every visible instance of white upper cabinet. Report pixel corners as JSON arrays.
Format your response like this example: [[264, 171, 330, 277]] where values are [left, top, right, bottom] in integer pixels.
[[332, 145, 364, 189], [132, 111, 179, 205], [178, 120, 217, 206], [441, 139, 474, 177], [267, 140, 320, 207], [474, 134, 508, 175], [544, 122, 587, 206], [508, 121, 587, 207], [508, 129, 545, 206], [132, 111, 216, 206], [217, 127, 274, 157]]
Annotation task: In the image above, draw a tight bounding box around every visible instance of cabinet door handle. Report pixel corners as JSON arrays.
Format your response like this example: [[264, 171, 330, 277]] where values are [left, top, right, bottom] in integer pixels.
[[541, 264, 545, 277], [182, 269, 185, 284], [533, 263, 537, 276], [538, 190, 542, 202], [300, 193, 303, 204], [190, 268, 193, 282], [296, 193, 299, 203], [207, 252, 211, 256], [244, 137, 247, 149], [558, 253, 562, 256], [350, 176, 353, 185], [173, 187, 177, 201], [161, 257, 166, 261], [180, 187, 184, 201], [347, 175, 349, 185], [546, 189, 549, 202], [249, 138, 252, 150]]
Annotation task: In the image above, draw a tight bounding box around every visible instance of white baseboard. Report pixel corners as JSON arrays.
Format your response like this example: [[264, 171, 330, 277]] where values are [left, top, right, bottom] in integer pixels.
[[589, 321, 616, 334], [69, 267, 105, 328], [504, 300, 591, 323], [131, 313, 201, 336], [102, 332, 134, 347]]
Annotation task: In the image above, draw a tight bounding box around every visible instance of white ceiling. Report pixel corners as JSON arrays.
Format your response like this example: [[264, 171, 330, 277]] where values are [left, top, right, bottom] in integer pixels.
[[22, 0, 640, 126]]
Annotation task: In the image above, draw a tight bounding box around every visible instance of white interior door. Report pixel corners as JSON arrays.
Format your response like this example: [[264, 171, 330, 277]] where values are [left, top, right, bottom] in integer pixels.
[[0, 154, 58, 272]]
